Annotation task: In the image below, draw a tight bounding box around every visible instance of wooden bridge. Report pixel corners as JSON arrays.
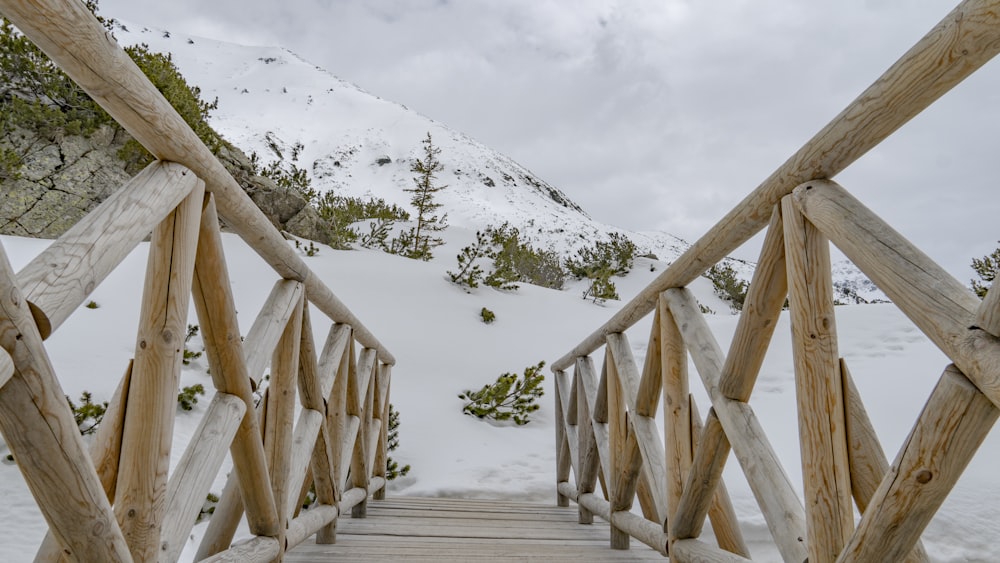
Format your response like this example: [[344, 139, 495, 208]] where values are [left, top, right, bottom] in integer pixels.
[[0, 0, 999, 561]]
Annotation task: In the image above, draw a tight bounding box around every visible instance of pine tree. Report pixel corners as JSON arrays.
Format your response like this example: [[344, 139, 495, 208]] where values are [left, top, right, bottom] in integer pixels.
[[400, 132, 448, 260], [971, 242, 1000, 298]]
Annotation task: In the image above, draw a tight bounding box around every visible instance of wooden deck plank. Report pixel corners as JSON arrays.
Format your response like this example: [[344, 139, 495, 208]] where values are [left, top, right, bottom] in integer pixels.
[[286, 496, 666, 561]]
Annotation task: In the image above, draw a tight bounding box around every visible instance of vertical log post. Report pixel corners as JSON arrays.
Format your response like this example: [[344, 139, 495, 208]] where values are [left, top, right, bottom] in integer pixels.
[[575, 357, 601, 525], [263, 290, 304, 561], [659, 296, 691, 539], [191, 195, 279, 537], [605, 345, 630, 550], [782, 196, 853, 563], [555, 369, 572, 507], [114, 182, 204, 561], [0, 245, 132, 561]]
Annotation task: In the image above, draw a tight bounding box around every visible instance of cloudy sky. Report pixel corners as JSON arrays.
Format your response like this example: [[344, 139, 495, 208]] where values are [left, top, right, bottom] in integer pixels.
[[99, 0, 998, 279]]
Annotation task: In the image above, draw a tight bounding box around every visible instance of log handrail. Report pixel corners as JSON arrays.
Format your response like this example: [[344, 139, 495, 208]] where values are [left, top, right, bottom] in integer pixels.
[[0, 2, 398, 561], [553, 1, 1000, 561]]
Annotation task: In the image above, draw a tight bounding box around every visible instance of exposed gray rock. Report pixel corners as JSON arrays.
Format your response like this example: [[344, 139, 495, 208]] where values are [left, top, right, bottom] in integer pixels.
[[2, 129, 333, 245]]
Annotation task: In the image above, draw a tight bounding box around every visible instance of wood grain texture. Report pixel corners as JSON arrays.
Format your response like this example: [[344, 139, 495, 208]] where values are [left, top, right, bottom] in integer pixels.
[[977, 282, 1000, 337], [114, 183, 203, 561], [659, 297, 691, 535], [244, 280, 305, 386], [160, 393, 245, 563], [691, 401, 749, 559], [191, 195, 279, 538], [719, 205, 788, 401], [551, 0, 1000, 371], [0, 239, 131, 561], [838, 365, 998, 563], [841, 359, 930, 563], [782, 196, 853, 563], [671, 538, 753, 563], [199, 536, 281, 563], [288, 497, 665, 561], [791, 179, 1000, 410], [0, 0, 394, 365], [285, 504, 339, 551]]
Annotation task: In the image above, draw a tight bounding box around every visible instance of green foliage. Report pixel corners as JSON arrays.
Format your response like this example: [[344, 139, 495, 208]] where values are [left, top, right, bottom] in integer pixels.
[[565, 233, 636, 303], [971, 242, 999, 299], [295, 239, 319, 257], [386, 404, 410, 480], [398, 132, 448, 260], [315, 192, 409, 250], [183, 324, 202, 365], [447, 223, 566, 292], [459, 361, 545, 425], [480, 307, 496, 324], [66, 391, 107, 436], [704, 262, 748, 312], [117, 43, 221, 172], [1, 3, 225, 179], [177, 384, 206, 411], [196, 492, 219, 524], [85, 300, 99, 309]]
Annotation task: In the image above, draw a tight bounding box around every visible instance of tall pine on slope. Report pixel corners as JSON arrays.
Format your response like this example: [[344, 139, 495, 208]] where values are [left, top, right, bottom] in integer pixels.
[[398, 132, 448, 260]]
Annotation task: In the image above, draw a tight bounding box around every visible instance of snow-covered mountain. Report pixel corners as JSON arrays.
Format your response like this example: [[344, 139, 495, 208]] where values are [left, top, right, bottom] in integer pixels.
[[115, 24, 691, 260], [114, 24, 882, 299]]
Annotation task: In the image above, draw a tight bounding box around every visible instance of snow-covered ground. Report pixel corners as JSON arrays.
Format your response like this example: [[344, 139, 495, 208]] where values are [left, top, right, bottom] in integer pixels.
[[0, 229, 996, 562]]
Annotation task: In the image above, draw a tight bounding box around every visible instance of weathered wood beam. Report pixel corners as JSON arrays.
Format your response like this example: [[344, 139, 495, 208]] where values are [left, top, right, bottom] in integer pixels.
[[198, 536, 281, 563], [658, 298, 691, 536], [350, 348, 377, 518], [555, 369, 573, 507], [574, 357, 600, 524], [285, 504, 339, 552], [605, 344, 632, 549], [841, 359, 930, 563], [264, 290, 303, 560], [664, 287, 808, 562], [550, 0, 1000, 371], [160, 393, 245, 563], [672, 538, 754, 563], [16, 161, 197, 340], [191, 194, 279, 537], [782, 196, 853, 562], [244, 280, 306, 387], [114, 183, 203, 561], [0, 0, 394, 365], [977, 282, 1000, 336], [372, 364, 391, 500], [0, 240, 132, 561], [791, 179, 1000, 410], [838, 365, 998, 562]]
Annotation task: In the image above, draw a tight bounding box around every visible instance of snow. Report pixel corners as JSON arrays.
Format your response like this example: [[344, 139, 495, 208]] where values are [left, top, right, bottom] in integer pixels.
[[0, 228, 997, 562], [0, 18, 992, 562]]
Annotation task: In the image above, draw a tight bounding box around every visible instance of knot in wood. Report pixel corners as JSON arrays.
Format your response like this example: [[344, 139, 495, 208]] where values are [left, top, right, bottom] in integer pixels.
[[915, 469, 933, 484], [139, 340, 147, 349]]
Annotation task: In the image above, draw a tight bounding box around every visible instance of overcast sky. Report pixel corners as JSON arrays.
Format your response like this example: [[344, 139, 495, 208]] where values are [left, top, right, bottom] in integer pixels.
[[99, 0, 998, 280]]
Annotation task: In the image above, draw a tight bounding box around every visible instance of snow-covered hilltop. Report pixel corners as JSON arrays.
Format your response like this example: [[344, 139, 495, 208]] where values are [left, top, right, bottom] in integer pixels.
[[116, 24, 691, 261]]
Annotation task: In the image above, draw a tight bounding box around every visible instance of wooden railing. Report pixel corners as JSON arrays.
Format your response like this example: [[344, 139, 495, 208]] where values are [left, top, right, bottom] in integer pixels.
[[0, 1, 395, 561], [552, 1, 1000, 561]]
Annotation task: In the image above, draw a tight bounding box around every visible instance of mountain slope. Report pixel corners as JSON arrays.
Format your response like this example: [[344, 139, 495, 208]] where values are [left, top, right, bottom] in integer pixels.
[[115, 24, 691, 260]]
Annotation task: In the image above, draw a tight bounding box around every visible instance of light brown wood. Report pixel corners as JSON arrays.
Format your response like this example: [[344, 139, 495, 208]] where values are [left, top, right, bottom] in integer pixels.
[[671, 538, 754, 563], [719, 205, 788, 401], [244, 280, 306, 386], [841, 359, 930, 563], [160, 392, 246, 563], [604, 344, 631, 549], [659, 296, 691, 536], [265, 290, 304, 560], [782, 196, 853, 563], [286, 504, 339, 551], [288, 496, 665, 561], [672, 405, 726, 541], [17, 161, 198, 340], [35, 361, 134, 563], [791, 179, 1000, 409], [555, 369, 573, 506], [0, 0, 394, 365], [838, 365, 999, 562], [0, 350, 10, 389], [350, 348, 378, 517], [199, 536, 281, 563], [691, 401, 749, 559], [550, 0, 1000, 372], [572, 358, 599, 524], [372, 364, 391, 499], [114, 183, 203, 561], [0, 239, 131, 561], [977, 282, 1000, 337], [191, 194, 279, 537], [286, 409, 327, 520]]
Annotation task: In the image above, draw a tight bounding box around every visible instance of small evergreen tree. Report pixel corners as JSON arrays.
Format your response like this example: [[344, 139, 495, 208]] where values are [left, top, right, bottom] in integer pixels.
[[66, 391, 108, 436], [565, 233, 636, 303], [386, 404, 410, 480], [459, 361, 545, 425], [447, 230, 491, 289], [971, 242, 999, 299], [399, 132, 448, 260], [704, 262, 748, 312]]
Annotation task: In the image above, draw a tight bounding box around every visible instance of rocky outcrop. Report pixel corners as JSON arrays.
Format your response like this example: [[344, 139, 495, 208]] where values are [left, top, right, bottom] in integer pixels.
[[0, 125, 130, 237], [1, 128, 333, 244]]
